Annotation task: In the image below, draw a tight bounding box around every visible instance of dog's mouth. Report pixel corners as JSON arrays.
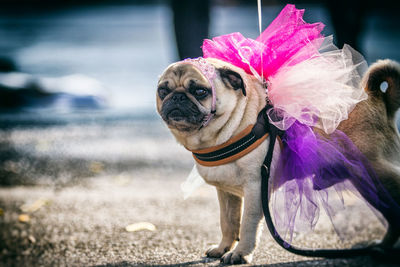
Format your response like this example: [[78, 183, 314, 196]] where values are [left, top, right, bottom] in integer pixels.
[[167, 108, 186, 121], [161, 105, 205, 132]]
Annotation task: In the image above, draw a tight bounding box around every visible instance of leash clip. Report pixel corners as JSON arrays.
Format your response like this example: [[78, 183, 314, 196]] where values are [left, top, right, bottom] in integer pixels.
[[262, 164, 269, 175]]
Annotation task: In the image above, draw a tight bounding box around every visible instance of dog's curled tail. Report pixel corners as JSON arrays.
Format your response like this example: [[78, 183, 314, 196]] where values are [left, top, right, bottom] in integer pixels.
[[363, 59, 400, 117]]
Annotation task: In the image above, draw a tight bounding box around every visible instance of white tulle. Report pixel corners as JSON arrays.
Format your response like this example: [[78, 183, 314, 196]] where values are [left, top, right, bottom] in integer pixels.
[[267, 36, 368, 134], [181, 165, 205, 199]]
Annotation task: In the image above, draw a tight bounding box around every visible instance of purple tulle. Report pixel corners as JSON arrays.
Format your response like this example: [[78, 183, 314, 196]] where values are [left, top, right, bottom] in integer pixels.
[[270, 122, 400, 243], [200, 3, 400, 245]]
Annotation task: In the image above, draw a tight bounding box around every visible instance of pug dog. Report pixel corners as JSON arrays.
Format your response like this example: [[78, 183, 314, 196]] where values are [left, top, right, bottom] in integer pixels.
[[156, 57, 400, 264]]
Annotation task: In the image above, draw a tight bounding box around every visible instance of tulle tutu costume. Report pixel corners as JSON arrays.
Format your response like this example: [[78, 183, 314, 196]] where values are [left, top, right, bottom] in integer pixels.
[[184, 4, 400, 246]]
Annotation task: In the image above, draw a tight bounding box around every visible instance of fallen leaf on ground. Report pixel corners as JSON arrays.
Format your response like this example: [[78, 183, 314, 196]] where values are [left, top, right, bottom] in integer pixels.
[[0, 208, 3, 216], [28, 235, 36, 243], [18, 214, 30, 223], [125, 222, 156, 232], [20, 198, 50, 213]]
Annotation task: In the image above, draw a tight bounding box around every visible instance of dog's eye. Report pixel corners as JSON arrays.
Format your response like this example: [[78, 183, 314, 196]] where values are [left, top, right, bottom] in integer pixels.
[[158, 87, 170, 99], [194, 88, 208, 98]]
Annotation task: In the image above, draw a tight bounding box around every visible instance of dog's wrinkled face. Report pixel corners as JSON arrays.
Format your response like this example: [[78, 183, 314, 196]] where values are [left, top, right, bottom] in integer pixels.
[[156, 59, 246, 133], [157, 64, 211, 132]]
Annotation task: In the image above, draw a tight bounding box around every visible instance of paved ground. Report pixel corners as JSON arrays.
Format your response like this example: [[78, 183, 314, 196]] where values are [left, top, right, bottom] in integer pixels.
[[1, 173, 398, 267], [0, 120, 399, 267]]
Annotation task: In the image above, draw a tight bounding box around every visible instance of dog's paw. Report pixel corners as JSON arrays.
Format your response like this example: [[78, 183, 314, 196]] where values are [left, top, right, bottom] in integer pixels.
[[221, 250, 252, 264], [205, 245, 230, 258]]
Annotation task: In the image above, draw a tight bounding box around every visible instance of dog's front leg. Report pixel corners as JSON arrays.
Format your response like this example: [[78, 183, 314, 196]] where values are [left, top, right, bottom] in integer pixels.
[[206, 189, 242, 258], [221, 181, 263, 264]]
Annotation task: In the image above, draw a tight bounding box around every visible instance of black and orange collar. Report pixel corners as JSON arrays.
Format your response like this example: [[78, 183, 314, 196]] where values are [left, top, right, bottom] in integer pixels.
[[188, 106, 279, 167]]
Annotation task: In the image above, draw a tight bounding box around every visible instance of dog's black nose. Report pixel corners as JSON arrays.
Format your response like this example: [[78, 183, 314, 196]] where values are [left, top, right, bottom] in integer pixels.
[[171, 92, 188, 102]]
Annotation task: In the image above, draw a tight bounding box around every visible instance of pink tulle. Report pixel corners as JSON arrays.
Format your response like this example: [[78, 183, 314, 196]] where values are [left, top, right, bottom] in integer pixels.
[[203, 4, 324, 78], [202, 4, 367, 134]]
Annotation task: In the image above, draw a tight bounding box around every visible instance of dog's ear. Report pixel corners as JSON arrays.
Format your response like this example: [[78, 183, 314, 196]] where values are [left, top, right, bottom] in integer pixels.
[[218, 68, 246, 96]]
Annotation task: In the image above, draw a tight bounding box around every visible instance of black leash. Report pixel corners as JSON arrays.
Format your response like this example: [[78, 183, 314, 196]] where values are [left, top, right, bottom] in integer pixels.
[[260, 106, 381, 258]]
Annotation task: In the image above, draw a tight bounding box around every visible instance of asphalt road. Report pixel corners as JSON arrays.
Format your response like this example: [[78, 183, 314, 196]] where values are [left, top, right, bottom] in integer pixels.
[[0, 119, 399, 267], [0, 172, 398, 267]]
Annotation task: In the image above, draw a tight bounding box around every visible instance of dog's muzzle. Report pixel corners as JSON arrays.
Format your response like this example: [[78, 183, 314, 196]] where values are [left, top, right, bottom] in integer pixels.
[[161, 92, 205, 126]]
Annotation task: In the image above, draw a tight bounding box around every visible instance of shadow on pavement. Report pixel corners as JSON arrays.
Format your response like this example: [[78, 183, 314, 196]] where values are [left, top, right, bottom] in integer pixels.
[[92, 257, 219, 267], [92, 254, 400, 267]]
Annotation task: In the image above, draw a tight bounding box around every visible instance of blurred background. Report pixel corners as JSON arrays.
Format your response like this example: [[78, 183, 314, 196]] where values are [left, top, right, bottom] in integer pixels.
[[0, 0, 399, 185], [0, 0, 399, 265]]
